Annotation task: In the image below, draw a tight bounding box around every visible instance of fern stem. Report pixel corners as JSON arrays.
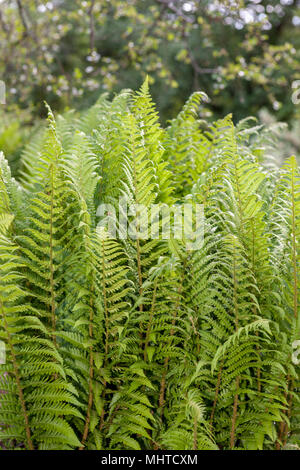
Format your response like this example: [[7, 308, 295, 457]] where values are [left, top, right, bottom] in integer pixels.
[[210, 360, 223, 430], [159, 263, 185, 414], [79, 283, 94, 450], [131, 133, 144, 314], [291, 160, 298, 321], [193, 416, 198, 450], [99, 238, 109, 431], [279, 161, 298, 447], [0, 298, 34, 450], [102, 242, 109, 359], [136, 238, 143, 313], [143, 280, 157, 361], [230, 376, 240, 450], [230, 243, 240, 449], [49, 165, 56, 350], [251, 220, 262, 393]]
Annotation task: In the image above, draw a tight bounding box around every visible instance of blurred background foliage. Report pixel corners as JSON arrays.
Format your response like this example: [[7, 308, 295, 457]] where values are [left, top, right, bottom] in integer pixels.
[[0, 0, 300, 173]]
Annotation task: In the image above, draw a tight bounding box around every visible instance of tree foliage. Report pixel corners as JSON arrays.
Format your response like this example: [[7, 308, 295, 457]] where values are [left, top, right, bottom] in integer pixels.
[[0, 0, 300, 123]]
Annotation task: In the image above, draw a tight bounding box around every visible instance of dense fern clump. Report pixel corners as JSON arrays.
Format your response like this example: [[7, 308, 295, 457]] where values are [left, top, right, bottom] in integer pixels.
[[0, 80, 299, 450]]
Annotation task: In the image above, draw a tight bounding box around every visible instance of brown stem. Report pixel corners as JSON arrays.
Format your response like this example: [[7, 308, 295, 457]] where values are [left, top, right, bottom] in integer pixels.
[[210, 360, 224, 430], [251, 220, 261, 393], [79, 283, 95, 449], [230, 243, 240, 450], [193, 416, 198, 450], [230, 376, 240, 449], [99, 238, 109, 431], [49, 166, 56, 350], [143, 281, 158, 361], [136, 238, 143, 313], [0, 299, 34, 450], [16, 0, 29, 36]]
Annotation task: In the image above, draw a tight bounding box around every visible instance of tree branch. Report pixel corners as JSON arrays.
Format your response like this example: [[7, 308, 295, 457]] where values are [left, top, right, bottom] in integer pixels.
[[156, 0, 194, 24]]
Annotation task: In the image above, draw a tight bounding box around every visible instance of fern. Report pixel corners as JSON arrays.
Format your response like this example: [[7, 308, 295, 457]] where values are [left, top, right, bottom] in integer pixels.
[[0, 80, 299, 450]]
